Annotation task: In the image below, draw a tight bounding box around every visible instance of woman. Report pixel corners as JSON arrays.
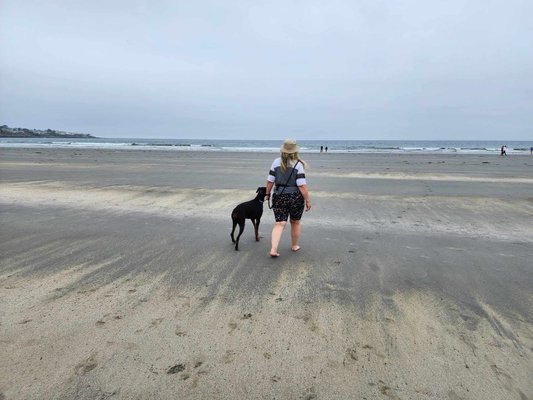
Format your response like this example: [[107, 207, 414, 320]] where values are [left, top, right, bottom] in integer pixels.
[[265, 139, 311, 257]]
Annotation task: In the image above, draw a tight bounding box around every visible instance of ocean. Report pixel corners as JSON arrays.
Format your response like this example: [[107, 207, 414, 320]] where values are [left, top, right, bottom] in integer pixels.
[[1, 137, 531, 155]]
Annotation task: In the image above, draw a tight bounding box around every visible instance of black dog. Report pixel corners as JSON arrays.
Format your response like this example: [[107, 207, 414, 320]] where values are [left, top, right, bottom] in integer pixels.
[[230, 187, 267, 251]]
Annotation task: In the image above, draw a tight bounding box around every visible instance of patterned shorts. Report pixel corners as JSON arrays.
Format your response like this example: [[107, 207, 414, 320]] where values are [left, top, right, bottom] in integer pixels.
[[273, 191, 305, 222]]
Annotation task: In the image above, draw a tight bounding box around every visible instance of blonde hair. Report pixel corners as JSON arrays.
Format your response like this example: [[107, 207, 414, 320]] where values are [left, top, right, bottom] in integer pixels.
[[280, 151, 308, 172]]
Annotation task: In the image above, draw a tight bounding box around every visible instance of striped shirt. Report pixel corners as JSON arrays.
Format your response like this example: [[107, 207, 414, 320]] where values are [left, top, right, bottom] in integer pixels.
[[267, 158, 307, 195]]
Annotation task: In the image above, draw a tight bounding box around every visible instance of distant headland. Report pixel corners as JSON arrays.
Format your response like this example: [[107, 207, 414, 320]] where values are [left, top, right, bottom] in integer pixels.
[[0, 125, 97, 138]]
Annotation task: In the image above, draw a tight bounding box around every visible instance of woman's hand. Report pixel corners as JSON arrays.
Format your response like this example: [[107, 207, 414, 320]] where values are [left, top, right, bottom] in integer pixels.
[[305, 199, 311, 211]]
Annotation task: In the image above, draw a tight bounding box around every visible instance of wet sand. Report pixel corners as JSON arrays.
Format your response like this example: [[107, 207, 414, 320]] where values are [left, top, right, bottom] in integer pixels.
[[1, 148, 532, 399]]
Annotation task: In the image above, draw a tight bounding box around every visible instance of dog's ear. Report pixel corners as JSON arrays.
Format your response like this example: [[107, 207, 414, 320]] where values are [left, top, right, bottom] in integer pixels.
[[256, 187, 260, 193]]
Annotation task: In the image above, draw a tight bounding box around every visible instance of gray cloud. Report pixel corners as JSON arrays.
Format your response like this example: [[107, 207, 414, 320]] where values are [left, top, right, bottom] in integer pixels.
[[1, 0, 532, 139]]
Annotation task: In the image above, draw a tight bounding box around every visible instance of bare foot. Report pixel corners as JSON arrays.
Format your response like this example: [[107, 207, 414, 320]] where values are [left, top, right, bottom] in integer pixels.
[[291, 245, 300, 252], [269, 250, 280, 257]]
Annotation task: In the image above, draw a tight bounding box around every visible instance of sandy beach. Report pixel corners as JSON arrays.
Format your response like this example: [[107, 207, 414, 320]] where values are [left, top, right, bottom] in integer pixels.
[[1, 148, 532, 400]]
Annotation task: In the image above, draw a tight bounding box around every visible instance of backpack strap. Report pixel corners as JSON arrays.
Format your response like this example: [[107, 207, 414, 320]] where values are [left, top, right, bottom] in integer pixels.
[[268, 160, 300, 209]]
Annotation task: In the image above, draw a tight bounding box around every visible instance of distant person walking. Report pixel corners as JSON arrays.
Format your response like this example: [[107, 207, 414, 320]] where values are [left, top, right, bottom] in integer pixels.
[[265, 139, 311, 257], [325, 146, 328, 153], [500, 145, 507, 156], [320, 145, 323, 153]]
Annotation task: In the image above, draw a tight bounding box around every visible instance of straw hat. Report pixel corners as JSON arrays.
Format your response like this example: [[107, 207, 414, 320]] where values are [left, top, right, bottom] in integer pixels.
[[280, 138, 300, 154]]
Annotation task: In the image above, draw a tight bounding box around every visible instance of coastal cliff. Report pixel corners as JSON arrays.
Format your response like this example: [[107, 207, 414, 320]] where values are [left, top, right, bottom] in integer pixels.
[[0, 125, 96, 138]]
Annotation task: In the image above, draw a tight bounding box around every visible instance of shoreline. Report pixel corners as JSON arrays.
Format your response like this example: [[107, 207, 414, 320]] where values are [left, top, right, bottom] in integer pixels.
[[1, 139, 532, 156], [2, 146, 532, 156]]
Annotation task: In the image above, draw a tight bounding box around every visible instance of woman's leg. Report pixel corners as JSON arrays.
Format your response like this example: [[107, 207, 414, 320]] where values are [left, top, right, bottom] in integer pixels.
[[290, 219, 301, 251], [270, 221, 286, 256]]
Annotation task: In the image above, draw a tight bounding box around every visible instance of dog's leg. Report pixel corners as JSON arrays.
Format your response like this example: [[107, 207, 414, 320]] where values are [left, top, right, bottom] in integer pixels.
[[235, 220, 245, 251], [254, 218, 260, 241], [230, 218, 237, 243], [251, 219, 257, 240]]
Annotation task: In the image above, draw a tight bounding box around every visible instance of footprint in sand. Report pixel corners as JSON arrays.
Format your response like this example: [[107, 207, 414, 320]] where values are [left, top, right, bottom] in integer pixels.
[[175, 327, 187, 336], [302, 387, 317, 400], [228, 322, 238, 333], [298, 314, 319, 332], [75, 354, 98, 375], [222, 350, 236, 364], [167, 364, 186, 374], [362, 344, 385, 359], [346, 347, 358, 361], [378, 381, 401, 400], [448, 390, 464, 400]]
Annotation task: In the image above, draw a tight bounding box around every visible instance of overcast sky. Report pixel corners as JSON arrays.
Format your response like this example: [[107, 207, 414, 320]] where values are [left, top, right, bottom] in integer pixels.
[[1, 1, 532, 140]]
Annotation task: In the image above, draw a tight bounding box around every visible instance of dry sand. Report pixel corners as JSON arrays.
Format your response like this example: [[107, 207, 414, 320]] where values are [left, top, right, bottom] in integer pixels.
[[1, 148, 532, 399]]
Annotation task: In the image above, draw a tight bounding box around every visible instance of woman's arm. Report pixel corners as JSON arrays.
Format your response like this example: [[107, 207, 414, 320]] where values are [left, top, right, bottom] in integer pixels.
[[265, 181, 274, 199], [298, 184, 311, 211]]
